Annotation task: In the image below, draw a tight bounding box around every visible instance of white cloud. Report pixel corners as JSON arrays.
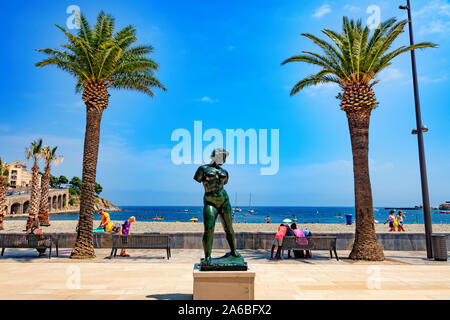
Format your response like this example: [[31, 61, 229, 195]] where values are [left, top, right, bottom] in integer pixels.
[[414, 0, 450, 18], [313, 4, 332, 18], [304, 82, 339, 96], [419, 73, 448, 83], [378, 68, 407, 82], [413, 0, 450, 35], [419, 19, 450, 35], [344, 4, 361, 13], [197, 96, 219, 103]]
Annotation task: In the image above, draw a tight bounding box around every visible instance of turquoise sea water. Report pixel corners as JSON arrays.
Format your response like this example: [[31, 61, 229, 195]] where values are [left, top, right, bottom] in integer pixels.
[[12, 206, 449, 225]]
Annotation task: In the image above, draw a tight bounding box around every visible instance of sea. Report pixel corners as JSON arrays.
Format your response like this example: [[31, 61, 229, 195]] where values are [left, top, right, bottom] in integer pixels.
[[9, 206, 450, 224]]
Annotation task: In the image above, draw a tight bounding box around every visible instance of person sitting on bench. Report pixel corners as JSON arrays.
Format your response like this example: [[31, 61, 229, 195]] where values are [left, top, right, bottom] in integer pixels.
[[291, 223, 312, 258], [25, 220, 46, 257]]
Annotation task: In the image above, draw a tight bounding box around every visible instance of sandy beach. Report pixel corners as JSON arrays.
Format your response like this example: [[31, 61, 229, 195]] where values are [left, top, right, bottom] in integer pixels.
[[1, 220, 449, 233]]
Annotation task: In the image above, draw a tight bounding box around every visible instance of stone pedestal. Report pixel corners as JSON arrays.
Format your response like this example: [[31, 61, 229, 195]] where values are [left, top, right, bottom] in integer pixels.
[[193, 264, 255, 300]]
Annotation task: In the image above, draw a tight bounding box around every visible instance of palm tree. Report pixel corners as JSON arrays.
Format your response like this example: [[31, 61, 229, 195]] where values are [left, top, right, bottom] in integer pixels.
[[36, 11, 166, 258], [25, 139, 44, 230], [0, 159, 19, 230], [282, 17, 436, 260], [38, 146, 63, 226]]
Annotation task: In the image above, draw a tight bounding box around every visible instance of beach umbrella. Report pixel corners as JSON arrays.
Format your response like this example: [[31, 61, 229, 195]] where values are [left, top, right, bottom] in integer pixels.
[[283, 219, 292, 223]]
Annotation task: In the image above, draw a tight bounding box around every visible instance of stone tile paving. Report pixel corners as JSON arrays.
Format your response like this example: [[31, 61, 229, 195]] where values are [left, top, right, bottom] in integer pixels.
[[0, 249, 448, 300]]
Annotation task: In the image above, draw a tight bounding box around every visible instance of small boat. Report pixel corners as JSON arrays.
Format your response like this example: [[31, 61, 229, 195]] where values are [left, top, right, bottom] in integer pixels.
[[233, 193, 242, 212], [243, 213, 252, 217], [248, 193, 255, 213], [438, 211, 450, 214], [184, 209, 189, 212], [152, 214, 164, 221]]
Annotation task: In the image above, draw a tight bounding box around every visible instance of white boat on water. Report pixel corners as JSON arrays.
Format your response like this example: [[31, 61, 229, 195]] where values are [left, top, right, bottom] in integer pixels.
[[248, 193, 255, 214]]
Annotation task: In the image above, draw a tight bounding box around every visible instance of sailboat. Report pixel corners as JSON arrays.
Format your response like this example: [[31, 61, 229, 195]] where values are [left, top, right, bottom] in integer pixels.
[[234, 192, 242, 212], [244, 193, 254, 216]]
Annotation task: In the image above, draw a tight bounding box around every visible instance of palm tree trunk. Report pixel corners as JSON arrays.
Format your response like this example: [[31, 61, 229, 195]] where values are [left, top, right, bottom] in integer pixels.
[[70, 102, 105, 259], [346, 110, 384, 261], [26, 161, 41, 230], [0, 178, 6, 230], [38, 165, 51, 226]]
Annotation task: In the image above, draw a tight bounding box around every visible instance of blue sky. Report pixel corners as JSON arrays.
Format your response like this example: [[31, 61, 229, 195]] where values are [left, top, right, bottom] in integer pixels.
[[0, 0, 449, 206]]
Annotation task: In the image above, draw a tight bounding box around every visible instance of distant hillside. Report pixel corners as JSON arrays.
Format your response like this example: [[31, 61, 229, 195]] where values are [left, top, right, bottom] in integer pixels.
[[67, 195, 121, 212]]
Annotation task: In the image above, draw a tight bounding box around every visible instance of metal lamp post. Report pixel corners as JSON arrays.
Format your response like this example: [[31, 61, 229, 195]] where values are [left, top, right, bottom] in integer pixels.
[[399, 0, 433, 259]]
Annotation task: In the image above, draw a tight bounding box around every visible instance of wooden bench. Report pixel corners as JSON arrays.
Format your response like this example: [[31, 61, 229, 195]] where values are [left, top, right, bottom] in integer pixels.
[[281, 236, 339, 260], [110, 234, 171, 259], [0, 233, 57, 259]]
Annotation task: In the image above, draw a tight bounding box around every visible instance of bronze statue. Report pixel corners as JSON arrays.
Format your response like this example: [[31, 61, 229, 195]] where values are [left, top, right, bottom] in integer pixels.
[[194, 148, 246, 271]]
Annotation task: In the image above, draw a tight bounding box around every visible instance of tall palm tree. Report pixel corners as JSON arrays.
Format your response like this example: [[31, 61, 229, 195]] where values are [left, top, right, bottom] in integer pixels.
[[25, 139, 44, 230], [38, 146, 63, 226], [36, 11, 166, 258], [282, 17, 436, 260], [0, 159, 19, 230]]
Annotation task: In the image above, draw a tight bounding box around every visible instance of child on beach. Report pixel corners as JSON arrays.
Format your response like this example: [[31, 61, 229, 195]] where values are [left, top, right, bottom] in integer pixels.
[[119, 216, 136, 257], [384, 210, 397, 232], [270, 224, 288, 260]]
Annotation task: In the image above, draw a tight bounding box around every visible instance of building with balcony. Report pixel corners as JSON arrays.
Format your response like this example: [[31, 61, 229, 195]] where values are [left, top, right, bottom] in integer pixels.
[[7, 163, 33, 189]]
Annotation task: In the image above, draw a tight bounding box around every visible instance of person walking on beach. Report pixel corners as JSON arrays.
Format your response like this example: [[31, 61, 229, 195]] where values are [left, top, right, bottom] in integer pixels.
[[270, 224, 287, 260], [384, 210, 397, 232], [265, 216, 271, 223], [397, 211, 406, 232]]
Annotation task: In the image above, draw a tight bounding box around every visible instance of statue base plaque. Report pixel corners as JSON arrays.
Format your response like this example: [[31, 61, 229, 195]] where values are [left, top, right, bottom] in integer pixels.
[[193, 264, 255, 300]]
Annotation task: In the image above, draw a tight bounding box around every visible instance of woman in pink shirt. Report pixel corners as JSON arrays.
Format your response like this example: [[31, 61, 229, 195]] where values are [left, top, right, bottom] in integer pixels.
[[270, 224, 288, 260]]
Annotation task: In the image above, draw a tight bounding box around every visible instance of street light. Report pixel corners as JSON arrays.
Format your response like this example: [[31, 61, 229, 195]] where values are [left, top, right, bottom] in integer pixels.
[[399, 0, 433, 259]]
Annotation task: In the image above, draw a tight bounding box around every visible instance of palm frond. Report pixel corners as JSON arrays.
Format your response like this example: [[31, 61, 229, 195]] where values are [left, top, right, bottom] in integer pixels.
[[282, 16, 437, 95], [36, 11, 166, 98]]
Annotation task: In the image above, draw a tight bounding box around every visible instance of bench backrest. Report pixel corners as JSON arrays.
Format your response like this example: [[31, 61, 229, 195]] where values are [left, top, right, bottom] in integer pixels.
[[282, 236, 336, 250], [0, 234, 28, 246], [112, 234, 170, 248], [0, 233, 52, 248]]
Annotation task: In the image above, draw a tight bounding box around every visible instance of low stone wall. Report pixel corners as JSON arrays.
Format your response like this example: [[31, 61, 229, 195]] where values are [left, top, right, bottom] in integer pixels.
[[1, 231, 448, 251]]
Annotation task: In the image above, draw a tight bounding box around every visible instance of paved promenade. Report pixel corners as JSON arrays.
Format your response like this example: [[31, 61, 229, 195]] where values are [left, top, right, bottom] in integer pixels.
[[0, 249, 448, 300]]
